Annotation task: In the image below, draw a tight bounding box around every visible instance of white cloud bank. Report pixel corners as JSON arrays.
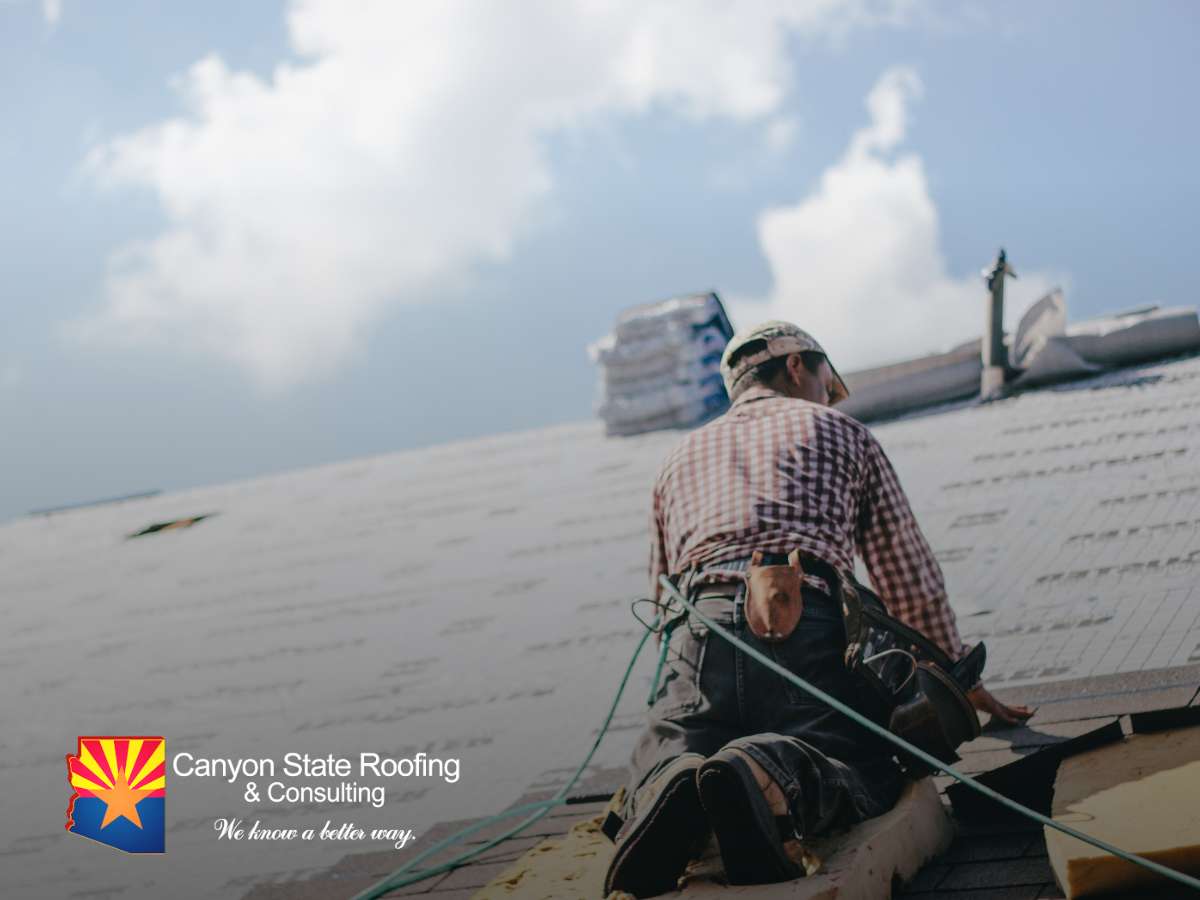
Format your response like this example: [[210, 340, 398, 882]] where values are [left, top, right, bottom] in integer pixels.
[[78, 0, 911, 389], [732, 67, 1060, 371]]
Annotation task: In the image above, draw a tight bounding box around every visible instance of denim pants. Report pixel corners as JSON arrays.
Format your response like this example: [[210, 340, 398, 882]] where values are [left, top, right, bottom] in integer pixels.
[[626, 585, 903, 839]]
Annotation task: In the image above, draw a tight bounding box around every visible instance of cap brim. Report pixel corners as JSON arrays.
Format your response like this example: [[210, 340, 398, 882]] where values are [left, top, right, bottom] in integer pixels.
[[828, 362, 850, 405]]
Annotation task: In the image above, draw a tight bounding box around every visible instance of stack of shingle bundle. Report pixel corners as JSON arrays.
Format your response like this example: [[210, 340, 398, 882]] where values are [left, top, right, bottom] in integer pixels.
[[588, 292, 736, 436]]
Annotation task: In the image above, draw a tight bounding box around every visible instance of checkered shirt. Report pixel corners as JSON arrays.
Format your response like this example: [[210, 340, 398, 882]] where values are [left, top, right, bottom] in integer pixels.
[[649, 385, 965, 659]]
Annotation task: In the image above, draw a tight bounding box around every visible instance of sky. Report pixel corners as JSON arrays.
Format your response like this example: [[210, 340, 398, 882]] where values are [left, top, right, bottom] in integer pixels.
[[2, 0, 1198, 520]]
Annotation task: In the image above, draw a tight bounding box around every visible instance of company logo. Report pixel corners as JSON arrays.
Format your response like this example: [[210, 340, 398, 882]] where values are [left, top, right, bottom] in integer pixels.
[[66, 736, 166, 853]]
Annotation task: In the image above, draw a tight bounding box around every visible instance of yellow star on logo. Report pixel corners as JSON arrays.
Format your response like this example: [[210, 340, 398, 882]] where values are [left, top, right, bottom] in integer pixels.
[[91, 771, 150, 830]]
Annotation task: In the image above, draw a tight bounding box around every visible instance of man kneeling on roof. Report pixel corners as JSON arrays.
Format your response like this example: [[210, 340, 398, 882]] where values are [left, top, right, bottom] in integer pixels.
[[604, 320, 1032, 896]]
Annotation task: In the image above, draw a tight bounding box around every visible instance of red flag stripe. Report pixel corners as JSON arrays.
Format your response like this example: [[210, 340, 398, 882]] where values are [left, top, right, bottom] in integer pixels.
[[131, 761, 165, 790], [70, 756, 111, 788], [115, 739, 129, 778], [129, 739, 159, 784], [82, 739, 115, 783]]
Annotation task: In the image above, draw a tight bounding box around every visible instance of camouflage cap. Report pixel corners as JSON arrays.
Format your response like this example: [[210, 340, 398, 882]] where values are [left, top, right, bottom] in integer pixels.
[[720, 320, 849, 404]]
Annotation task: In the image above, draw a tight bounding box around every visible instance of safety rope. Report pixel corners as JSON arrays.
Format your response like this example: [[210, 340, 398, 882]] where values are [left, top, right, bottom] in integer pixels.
[[350, 622, 656, 900], [352, 580, 1200, 898]]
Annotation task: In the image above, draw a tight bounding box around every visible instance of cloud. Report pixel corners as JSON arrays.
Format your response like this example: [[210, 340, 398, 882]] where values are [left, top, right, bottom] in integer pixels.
[[731, 67, 1060, 371], [42, 0, 60, 26], [77, 0, 911, 389]]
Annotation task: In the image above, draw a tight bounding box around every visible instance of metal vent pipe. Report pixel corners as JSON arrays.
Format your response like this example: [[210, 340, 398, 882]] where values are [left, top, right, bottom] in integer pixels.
[[981, 248, 1015, 398]]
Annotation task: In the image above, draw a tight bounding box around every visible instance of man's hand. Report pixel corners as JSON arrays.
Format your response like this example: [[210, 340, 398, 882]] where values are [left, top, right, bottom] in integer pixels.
[[968, 684, 1035, 726]]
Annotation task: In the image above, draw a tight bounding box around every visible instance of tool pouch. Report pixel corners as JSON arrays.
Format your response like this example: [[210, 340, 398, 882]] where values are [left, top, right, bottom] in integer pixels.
[[839, 574, 983, 773], [745, 549, 804, 642]]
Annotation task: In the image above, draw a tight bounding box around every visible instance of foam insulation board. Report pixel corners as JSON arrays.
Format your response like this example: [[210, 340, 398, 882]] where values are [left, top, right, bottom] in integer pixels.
[[1045, 726, 1200, 898]]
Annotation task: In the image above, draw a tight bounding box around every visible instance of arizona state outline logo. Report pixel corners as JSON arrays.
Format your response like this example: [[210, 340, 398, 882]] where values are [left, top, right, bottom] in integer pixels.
[[66, 736, 166, 853]]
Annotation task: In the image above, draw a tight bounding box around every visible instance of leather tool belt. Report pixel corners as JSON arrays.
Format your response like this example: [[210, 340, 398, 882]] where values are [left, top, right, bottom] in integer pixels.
[[837, 572, 985, 772]]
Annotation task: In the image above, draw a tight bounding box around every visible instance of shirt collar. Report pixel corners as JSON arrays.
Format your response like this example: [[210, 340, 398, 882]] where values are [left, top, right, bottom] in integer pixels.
[[730, 385, 785, 407]]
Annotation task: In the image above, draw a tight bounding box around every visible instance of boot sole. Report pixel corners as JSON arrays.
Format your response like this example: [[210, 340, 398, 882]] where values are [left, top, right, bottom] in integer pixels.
[[697, 755, 799, 885], [604, 765, 706, 897]]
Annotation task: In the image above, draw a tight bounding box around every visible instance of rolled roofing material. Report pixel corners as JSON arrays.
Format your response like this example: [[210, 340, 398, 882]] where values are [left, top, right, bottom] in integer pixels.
[[841, 300, 1200, 422], [1011, 289, 1069, 368], [1009, 337, 1100, 388], [1062, 305, 1200, 367], [838, 341, 981, 422], [1008, 289, 1100, 387], [1013, 304, 1200, 388]]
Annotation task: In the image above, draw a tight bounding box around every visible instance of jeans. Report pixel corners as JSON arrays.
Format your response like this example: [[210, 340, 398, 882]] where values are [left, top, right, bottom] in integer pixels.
[[626, 585, 903, 838]]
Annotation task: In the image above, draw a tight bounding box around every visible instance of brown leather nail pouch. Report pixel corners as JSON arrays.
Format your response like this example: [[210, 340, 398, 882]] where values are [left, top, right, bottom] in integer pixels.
[[745, 549, 804, 642]]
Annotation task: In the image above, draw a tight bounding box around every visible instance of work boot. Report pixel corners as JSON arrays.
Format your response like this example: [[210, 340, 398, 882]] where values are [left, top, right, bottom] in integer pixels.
[[604, 753, 707, 898], [697, 747, 802, 885]]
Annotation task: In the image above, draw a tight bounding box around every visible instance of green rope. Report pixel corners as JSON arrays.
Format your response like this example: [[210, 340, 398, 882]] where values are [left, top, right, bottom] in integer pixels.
[[660, 575, 1200, 894], [350, 625, 655, 900]]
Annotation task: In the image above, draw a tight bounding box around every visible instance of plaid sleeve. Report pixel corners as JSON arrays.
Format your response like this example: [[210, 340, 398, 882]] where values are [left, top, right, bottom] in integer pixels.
[[856, 434, 966, 660]]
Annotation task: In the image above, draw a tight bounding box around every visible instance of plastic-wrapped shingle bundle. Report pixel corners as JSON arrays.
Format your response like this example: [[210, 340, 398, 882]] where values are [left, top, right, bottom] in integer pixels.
[[588, 292, 736, 436]]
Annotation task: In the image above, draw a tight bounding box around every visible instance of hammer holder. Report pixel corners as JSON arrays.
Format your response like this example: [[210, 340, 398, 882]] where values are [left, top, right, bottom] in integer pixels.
[[744, 549, 804, 642]]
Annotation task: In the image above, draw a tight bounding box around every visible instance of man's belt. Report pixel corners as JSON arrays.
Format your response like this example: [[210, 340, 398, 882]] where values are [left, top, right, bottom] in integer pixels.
[[692, 554, 841, 599], [694, 580, 743, 599]]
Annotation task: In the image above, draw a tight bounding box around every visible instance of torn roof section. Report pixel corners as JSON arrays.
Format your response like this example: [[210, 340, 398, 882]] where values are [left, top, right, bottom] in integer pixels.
[[841, 298, 1200, 423]]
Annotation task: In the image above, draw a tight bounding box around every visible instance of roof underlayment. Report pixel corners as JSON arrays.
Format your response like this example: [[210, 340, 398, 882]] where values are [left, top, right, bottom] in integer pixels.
[[839, 301, 1200, 422], [4, 349, 1200, 899]]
